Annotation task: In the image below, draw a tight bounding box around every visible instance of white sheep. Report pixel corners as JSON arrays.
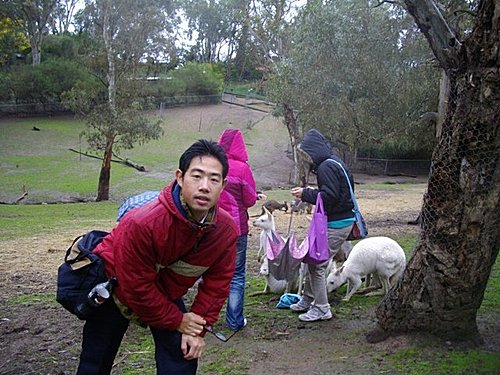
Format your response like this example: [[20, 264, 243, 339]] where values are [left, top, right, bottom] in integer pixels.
[[326, 236, 406, 301]]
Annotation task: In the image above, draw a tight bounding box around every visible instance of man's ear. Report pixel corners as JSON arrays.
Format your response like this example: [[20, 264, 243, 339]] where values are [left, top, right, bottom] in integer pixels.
[[222, 178, 228, 189], [175, 169, 183, 187]]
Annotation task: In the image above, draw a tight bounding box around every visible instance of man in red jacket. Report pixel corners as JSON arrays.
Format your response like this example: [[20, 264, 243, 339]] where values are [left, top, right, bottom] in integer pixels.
[[77, 140, 238, 375]]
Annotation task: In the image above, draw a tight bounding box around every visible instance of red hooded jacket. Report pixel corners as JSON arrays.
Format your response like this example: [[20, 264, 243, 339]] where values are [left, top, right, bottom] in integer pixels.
[[217, 129, 258, 235], [94, 181, 237, 330]]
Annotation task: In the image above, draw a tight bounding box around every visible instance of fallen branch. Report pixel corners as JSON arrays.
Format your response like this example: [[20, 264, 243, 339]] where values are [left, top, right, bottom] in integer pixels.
[[15, 191, 28, 204], [0, 186, 28, 205], [68, 148, 146, 172]]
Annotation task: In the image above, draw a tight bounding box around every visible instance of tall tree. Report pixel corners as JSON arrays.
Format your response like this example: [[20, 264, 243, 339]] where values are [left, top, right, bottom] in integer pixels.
[[64, 0, 175, 201], [245, 0, 305, 183], [181, 0, 237, 62], [267, 0, 438, 183], [49, 0, 79, 34], [367, 0, 499, 344], [10, 0, 58, 65]]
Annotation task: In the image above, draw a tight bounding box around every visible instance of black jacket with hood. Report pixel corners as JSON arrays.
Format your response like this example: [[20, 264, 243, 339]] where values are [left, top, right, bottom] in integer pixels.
[[299, 129, 355, 222]]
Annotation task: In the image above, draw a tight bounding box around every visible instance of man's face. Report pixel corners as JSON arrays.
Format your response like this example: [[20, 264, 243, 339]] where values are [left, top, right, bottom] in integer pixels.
[[175, 155, 226, 222]]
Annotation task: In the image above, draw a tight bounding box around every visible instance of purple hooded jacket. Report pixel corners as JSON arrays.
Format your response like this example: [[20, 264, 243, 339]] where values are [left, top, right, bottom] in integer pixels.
[[218, 129, 258, 235]]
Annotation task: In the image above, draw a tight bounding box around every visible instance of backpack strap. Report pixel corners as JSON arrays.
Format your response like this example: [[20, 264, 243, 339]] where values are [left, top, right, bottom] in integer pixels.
[[327, 159, 361, 214], [64, 230, 109, 264], [64, 234, 86, 264]]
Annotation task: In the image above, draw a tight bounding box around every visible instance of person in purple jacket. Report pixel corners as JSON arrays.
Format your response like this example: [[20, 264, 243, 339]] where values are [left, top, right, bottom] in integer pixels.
[[218, 129, 266, 331]]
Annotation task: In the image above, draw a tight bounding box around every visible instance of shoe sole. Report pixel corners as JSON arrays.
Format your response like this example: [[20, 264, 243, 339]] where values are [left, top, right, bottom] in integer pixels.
[[298, 314, 333, 322], [290, 307, 310, 313]]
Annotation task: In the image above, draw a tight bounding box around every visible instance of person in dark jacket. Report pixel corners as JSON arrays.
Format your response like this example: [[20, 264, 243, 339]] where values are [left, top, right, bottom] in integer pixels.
[[290, 129, 355, 322], [77, 140, 238, 375]]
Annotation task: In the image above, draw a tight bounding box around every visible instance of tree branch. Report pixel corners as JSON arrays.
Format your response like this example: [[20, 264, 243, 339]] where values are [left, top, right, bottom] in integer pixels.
[[68, 148, 146, 171], [403, 0, 461, 69]]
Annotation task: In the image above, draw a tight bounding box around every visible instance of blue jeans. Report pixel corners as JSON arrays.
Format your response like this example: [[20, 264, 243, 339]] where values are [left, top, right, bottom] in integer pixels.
[[225, 235, 247, 331], [77, 298, 197, 375]]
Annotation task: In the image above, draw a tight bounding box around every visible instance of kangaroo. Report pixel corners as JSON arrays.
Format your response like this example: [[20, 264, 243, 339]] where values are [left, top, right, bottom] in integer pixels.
[[326, 236, 406, 301], [261, 200, 288, 215], [290, 198, 312, 214]]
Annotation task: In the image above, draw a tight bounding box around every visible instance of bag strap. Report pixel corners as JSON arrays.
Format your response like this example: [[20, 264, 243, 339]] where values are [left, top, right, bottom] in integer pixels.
[[327, 159, 361, 213], [64, 234, 87, 264], [315, 192, 324, 214]]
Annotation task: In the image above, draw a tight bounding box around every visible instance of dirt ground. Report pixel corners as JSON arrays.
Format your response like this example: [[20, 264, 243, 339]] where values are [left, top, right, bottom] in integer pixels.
[[0, 104, 498, 374]]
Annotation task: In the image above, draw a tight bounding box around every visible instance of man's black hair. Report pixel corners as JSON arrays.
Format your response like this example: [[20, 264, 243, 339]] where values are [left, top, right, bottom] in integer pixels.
[[179, 139, 229, 179]]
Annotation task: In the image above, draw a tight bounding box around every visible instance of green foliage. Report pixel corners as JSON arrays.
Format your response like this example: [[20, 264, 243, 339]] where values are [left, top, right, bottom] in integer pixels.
[[361, 136, 435, 159], [223, 81, 267, 99], [266, 0, 438, 158], [43, 34, 80, 61], [140, 62, 225, 105], [5, 59, 95, 102], [0, 16, 30, 66], [62, 79, 163, 157], [167, 62, 224, 96], [0, 70, 11, 100]]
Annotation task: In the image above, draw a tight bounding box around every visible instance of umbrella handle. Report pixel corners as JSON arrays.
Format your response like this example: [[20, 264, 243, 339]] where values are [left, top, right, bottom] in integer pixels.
[[287, 208, 294, 237]]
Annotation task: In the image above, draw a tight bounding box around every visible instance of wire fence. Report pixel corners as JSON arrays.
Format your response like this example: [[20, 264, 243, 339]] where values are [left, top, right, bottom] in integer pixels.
[[0, 95, 224, 118], [354, 157, 431, 176]]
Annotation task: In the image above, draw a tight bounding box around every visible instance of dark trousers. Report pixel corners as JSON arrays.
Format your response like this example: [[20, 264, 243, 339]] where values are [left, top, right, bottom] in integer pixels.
[[77, 298, 198, 375]]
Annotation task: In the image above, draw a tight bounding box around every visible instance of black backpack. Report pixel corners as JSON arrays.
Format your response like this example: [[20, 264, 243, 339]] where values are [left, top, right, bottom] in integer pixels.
[[56, 230, 109, 320]]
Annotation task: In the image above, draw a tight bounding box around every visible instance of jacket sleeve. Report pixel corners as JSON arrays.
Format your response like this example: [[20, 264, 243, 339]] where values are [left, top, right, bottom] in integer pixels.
[[301, 186, 318, 205], [113, 218, 184, 330], [240, 164, 258, 209], [190, 226, 237, 325]]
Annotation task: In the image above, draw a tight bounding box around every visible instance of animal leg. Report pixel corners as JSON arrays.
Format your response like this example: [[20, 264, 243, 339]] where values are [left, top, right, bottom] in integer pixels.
[[343, 277, 362, 301], [357, 274, 382, 294], [389, 266, 404, 287], [297, 263, 308, 296], [365, 276, 390, 296], [248, 282, 270, 296]]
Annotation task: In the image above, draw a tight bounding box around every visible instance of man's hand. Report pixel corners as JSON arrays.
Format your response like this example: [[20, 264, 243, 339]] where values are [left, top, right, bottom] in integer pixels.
[[181, 334, 206, 360], [177, 312, 206, 337]]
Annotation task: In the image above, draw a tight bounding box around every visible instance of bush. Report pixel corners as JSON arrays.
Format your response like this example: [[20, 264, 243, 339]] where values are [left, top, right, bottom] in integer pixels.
[[151, 62, 223, 98], [360, 139, 433, 160], [6, 59, 94, 103]]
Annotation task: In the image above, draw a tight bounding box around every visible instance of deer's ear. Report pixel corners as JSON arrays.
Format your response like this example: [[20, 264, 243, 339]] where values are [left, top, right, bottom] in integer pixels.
[[264, 206, 271, 215]]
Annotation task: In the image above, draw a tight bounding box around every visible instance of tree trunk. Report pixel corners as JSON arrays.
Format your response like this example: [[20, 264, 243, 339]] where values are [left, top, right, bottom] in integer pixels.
[[369, 0, 499, 344], [283, 103, 306, 185], [30, 37, 41, 65], [96, 137, 114, 202], [436, 70, 449, 139], [96, 0, 115, 202]]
